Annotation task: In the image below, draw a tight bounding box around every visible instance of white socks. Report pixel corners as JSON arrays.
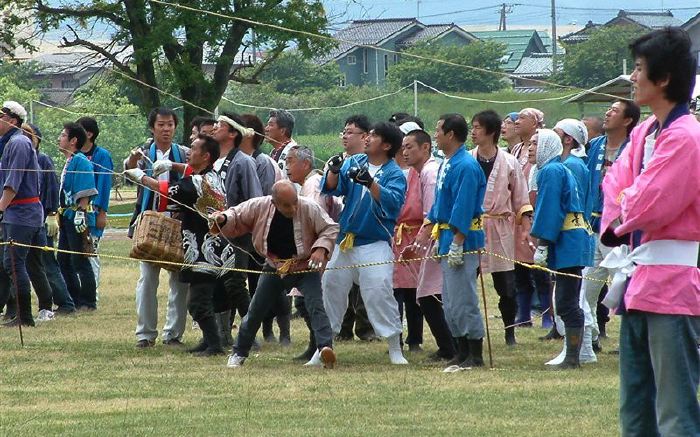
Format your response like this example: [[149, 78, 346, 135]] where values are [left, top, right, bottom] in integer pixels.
[[304, 349, 322, 367]]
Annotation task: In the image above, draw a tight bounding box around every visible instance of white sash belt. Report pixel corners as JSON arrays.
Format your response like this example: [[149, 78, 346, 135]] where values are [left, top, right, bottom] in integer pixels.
[[599, 240, 700, 309]]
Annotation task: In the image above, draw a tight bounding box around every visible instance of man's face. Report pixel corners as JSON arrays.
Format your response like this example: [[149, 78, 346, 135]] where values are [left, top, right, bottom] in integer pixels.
[[273, 192, 298, 219], [265, 117, 286, 147], [0, 112, 17, 136], [285, 151, 309, 184], [552, 127, 571, 148], [365, 129, 388, 158], [189, 125, 199, 143], [151, 114, 176, 145], [501, 117, 518, 142], [603, 102, 628, 133], [515, 111, 537, 139], [58, 129, 74, 152], [402, 135, 428, 168], [631, 57, 666, 106], [213, 121, 236, 145], [527, 133, 538, 165], [188, 138, 208, 170], [434, 120, 449, 150], [341, 123, 367, 156], [200, 123, 215, 136], [470, 120, 490, 146]]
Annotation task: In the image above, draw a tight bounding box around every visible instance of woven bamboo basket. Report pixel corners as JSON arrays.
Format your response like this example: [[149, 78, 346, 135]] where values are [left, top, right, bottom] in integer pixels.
[[129, 210, 184, 271]]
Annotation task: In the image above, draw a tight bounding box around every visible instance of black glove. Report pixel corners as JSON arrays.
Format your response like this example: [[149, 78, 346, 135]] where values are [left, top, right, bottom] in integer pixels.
[[327, 154, 344, 174], [348, 166, 373, 188]]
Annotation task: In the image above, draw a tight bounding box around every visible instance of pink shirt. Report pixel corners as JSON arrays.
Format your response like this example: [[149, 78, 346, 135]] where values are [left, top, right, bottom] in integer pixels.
[[602, 114, 700, 315]]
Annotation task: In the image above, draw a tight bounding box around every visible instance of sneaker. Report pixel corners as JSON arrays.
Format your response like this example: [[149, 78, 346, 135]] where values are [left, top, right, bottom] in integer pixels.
[[37, 309, 55, 322], [320, 347, 336, 369], [135, 339, 155, 348], [227, 353, 246, 368]]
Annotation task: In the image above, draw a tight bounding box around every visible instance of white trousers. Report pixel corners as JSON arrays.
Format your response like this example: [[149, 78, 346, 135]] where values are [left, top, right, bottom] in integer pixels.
[[134, 261, 189, 342], [89, 237, 101, 301], [322, 241, 402, 338], [582, 233, 613, 341]]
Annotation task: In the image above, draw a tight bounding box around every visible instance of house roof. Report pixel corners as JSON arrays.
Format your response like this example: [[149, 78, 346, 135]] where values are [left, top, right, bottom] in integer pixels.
[[397, 23, 476, 47], [321, 18, 419, 63], [682, 11, 700, 30], [566, 74, 700, 103], [560, 21, 602, 44], [31, 51, 121, 75], [605, 10, 682, 30], [470, 30, 547, 72], [513, 53, 553, 78]]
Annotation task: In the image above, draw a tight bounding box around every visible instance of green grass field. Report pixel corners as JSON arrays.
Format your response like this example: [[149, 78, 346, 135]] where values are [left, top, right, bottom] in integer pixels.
[[0, 238, 624, 436]]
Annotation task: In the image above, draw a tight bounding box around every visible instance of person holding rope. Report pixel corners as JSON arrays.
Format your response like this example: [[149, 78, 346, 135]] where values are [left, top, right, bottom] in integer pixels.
[[126, 134, 230, 356], [412, 114, 487, 372], [213, 180, 338, 369], [527, 129, 592, 369], [321, 121, 408, 365], [125, 107, 189, 348], [0, 101, 45, 327], [470, 110, 532, 346], [601, 28, 699, 435]]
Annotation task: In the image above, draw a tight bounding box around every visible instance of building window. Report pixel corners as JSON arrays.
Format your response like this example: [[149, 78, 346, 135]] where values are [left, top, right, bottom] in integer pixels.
[[393, 54, 398, 63], [362, 49, 368, 74], [347, 55, 356, 65], [61, 78, 80, 89], [339, 74, 347, 87], [384, 54, 389, 78]]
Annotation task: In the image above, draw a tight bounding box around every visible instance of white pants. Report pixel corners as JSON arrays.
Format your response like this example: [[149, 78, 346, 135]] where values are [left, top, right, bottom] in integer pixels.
[[322, 241, 402, 338], [582, 233, 613, 341], [89, 237, 101, 301], [135, 261, 188, 342]]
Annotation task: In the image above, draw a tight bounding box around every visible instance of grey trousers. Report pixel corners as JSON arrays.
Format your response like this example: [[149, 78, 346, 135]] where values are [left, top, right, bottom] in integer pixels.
[[441, 253, 484, 339], [134, 261, 188, 342]]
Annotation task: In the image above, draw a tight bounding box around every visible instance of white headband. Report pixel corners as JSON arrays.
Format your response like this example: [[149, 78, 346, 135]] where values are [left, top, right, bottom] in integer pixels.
[[218, 115, 255, 137]]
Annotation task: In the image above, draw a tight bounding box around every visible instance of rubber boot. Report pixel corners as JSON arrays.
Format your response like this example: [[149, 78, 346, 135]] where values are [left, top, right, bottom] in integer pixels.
[[459, 339, 484, 368], [552, 327, 583, 369], [195, 317, 224, 356], [217, 311, 235, 347], [514, 291, 532, 327], [445, 337, 470, 367], [278, 313, 291, 347], [502, 302, 517, 346], [505, 327, 517, 346], [295, 329, 316, 361]]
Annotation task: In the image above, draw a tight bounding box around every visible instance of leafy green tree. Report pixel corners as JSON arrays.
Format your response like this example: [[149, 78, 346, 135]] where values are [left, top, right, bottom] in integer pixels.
[[387, 41, 506, 93], [556, 26, 641, 88], [1, 0, 333, 142], [258, 50, 341, 94], [0, 61, 42, 106]]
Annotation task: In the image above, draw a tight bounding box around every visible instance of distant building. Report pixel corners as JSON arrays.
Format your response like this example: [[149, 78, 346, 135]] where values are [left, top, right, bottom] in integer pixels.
[[470, 30, 549, 73], [561, 10, 683, 46], [319, 18, 477, 87], [682, 12, 700, 72]]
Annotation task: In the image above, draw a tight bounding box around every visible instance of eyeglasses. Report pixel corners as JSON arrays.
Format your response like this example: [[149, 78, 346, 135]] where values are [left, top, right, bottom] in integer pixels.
[[340, 130, 365, 137]]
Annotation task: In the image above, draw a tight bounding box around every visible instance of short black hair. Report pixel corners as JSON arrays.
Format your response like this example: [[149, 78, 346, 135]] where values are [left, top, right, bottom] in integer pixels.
[[405, 129, 432, 148], [344, 114, 371, 133], [472, 110, 502, 143], [240, 114, 265, 150], [438, 113, 469, 143], [196, 133, 220, 163], [190, 115, 211, 129], [389, 113, 425, 130], [148, 107, 179, 129], [629, 27, 698, 104], [371, 121, 403, 158], [76, 116, 99, 142], [269, 109, 295, 137], [616, 100, 641, 137], [199, 118, 216, 128], [63, 122, 87, 151], [221, 111, 246, 148]]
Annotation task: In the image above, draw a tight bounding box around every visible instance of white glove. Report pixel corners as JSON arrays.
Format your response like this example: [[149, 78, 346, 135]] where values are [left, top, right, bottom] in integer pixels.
[[45, 214, 59, 238], [124, 168, 145, 183], [152, 159, 173, 177], [534, 245, 548, 266], [74, 210, 88, 233], [447, 242, 464, 267]]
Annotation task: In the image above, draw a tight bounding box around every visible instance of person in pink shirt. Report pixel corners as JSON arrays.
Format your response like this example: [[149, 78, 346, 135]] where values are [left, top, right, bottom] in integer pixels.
[[601, 27, 700, 435]]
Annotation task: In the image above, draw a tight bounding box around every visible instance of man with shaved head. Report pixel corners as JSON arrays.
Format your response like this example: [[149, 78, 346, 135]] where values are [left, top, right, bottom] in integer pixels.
[[213, 180, 339, 369]]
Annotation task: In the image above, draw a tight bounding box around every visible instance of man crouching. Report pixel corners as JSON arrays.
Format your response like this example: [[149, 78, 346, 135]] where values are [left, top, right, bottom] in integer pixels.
[[212, 180, 338, 369]]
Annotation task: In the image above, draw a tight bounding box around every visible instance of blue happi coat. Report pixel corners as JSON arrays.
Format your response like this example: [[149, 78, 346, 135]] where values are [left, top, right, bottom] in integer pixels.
[[60, 152, 97, 228], [585, 135, 628, 232], [321, 153, 406, 246], [531, 156, 592, 269], [427, 146, 485, 255]]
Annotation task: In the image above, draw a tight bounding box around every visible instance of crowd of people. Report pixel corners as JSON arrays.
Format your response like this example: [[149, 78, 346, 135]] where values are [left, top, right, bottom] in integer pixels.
[[0, 26, 698, 435]]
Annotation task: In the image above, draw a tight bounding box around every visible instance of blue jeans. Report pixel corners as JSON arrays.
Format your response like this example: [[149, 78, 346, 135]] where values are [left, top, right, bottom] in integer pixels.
[[620, 311, 700, 436], [44, 232, 75, 311], [1, 223, 44, 322], [57, 220, 96, 309]]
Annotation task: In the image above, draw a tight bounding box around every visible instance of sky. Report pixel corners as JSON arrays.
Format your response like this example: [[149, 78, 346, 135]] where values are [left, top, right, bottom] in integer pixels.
[[322, 0, 698, 29]]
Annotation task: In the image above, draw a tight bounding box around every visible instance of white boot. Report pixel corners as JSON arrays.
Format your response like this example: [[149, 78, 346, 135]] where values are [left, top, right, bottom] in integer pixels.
[[388, 334, 408, 365], [304, 349, 322, 367]]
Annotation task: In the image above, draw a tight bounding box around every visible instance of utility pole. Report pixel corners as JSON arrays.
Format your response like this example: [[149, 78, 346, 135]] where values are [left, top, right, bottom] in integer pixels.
[[551, 0, 557, 75], [498, 3, 514, 31], [416, 0, 421, 19]]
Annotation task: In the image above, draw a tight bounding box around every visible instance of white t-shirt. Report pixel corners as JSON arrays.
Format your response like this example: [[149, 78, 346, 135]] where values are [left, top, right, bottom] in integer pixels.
[[642, 130, 656, 172]]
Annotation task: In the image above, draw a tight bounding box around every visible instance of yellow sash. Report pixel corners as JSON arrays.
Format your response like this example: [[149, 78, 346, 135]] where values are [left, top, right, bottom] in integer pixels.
[[339, 232, 355, 252], [561, 213, 591, 233], [431, 217, 483, 241], [394, 223, 421, 245]]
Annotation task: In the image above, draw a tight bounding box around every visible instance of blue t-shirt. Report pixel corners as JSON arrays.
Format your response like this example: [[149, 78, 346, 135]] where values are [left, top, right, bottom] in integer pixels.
[[0, 129, 43, 227]]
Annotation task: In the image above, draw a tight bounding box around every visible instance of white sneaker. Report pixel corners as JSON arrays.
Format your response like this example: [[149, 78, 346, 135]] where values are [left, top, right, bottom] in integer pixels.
[[304, 349, 322, 367], [442, 364, 466, 373], [389, 349, 409, 365], [37, 309, 55, 322], [227, 353, 246, 368]]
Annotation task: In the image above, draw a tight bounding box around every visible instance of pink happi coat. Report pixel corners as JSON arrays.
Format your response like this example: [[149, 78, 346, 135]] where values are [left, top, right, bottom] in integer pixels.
[[471, 149, 532, 273], [509, 141, 536, 262], [392, 167, 423, 289], [601, 113, 700, 315]]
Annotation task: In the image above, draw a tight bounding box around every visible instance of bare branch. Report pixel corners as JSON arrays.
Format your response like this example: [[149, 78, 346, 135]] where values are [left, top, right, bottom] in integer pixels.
[[60, 25, 134, 78], [35, 0, 127, 27], [229, 43, 286, 84]]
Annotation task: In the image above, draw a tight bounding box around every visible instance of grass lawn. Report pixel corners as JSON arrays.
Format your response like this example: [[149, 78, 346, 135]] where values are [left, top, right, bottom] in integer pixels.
[[0, 238, 623, 436]]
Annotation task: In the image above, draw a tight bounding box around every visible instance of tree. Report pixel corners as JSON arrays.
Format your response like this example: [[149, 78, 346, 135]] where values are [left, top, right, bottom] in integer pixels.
[[387, 41, 506, 93], [1, 0, 333, 143], [0, 61, 43, 107], [556, 26, 641, 88], [258, 50, 341, 94]]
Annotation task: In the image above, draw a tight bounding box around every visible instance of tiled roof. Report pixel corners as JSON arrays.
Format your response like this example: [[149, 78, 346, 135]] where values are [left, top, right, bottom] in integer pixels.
[[471, 30, 545, 72], [320, 18, 419, 63], [614, 10, 682, 29], [513, 53, 552, 77], [399, 24, 451, 46]]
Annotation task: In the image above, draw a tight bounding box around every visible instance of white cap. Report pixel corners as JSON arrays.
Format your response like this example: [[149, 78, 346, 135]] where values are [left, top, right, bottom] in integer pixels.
[[399, 121, 422, 135], [554, 118, 588, 147], [2, 101, 27, 122]]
